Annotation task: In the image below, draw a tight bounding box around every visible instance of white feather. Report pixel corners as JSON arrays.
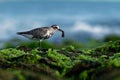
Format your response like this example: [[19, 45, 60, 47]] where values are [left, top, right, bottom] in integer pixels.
[[22, 34, 33, 39]]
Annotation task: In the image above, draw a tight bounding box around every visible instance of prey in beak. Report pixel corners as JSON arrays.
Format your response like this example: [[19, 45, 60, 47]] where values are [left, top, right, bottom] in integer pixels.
[[58, 29, 65, 37]]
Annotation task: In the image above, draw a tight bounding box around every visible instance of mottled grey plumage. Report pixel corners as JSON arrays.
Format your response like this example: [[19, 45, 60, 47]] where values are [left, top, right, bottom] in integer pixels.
[[17, 24, 64, 49]]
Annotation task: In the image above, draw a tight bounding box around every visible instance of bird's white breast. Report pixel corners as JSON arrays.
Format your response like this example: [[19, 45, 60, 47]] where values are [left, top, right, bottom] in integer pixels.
[[46, 30, 50, 36], [44, 30, 54, 38]]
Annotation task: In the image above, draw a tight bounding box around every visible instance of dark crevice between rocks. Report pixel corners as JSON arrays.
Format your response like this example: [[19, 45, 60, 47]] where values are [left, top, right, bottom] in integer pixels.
[[65, 60, 101, 77]]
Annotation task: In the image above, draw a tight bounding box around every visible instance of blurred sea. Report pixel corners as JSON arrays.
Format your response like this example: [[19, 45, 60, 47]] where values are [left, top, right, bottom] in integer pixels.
[[0, 1, 120, 47]]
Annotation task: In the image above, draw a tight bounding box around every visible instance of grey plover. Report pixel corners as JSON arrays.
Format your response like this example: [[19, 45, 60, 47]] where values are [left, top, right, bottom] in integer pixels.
[[17, 24, 65, 49]]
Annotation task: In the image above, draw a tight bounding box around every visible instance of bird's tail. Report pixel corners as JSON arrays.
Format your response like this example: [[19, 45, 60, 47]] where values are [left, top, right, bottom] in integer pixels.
[[17, 31, 30, 35]]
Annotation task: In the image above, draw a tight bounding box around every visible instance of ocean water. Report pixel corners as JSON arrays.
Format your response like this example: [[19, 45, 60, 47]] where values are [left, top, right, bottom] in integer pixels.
[[0, 1, 120, 44]]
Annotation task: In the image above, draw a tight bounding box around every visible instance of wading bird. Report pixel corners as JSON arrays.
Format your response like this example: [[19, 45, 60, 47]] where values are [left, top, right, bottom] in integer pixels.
[[17, 24, 65, 49]]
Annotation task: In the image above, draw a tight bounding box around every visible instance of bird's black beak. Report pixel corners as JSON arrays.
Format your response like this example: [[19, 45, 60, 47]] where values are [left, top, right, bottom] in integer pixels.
[[58, 29, 65, 37]]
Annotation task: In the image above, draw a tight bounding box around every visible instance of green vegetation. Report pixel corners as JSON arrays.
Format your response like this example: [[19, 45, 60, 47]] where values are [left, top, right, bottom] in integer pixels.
[[0, 40, 120, 80]]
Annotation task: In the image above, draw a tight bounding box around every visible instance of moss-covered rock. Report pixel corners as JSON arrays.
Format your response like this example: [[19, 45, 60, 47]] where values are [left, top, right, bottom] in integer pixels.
[[0, 40, 120, 80]]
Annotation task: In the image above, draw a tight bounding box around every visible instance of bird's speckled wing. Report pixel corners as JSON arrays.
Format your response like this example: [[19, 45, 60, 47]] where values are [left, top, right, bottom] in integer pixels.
[[30, 27, 50, 39]]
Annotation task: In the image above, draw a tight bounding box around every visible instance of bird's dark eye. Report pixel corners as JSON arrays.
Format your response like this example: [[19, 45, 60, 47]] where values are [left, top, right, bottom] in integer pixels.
[[52, 26, 58, 29], [51, 25, 59, 29]]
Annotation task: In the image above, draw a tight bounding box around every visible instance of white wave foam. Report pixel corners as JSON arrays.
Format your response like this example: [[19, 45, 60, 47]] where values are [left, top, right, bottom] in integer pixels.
[[0, 16, 44, 40], [0, 16, 120, 41], [0, 18, 17, 39], [71, 22, 120, 38]]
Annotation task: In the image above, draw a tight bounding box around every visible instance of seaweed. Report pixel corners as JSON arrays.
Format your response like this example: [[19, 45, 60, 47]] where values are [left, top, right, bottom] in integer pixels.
[[0, 40, 120, 80]]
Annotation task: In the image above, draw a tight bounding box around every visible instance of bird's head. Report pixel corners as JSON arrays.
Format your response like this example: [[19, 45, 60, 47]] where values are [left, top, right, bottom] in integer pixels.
[[51, 24, 59, 30], [51, 24, 65, 37]]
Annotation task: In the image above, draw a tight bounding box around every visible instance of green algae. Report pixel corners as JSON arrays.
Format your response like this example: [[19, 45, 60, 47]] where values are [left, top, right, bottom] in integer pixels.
[[0, 40, 120, 80], [0, 48, 26, 59]]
